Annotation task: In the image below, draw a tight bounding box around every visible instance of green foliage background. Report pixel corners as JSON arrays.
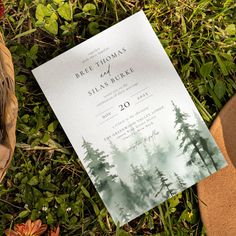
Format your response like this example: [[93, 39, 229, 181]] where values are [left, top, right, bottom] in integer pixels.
[[0, 0, 235, 235]]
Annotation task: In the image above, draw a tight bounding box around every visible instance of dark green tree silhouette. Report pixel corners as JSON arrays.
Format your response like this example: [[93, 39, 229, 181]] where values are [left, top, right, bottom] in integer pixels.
[[155, 168, 176, 199], [116, 203, 131, 223], [198, 136, 218, 170], [119, 179, 139, 212], [82, 138, 117, 204], [140, 165, 157, 191], [153, 145, 166, 163], [185, 157, 206, 182], [194, 110, 226, 170], [131, 165, 153, 204], [172, 102, 213, 174], [174, 172, 187, 190]]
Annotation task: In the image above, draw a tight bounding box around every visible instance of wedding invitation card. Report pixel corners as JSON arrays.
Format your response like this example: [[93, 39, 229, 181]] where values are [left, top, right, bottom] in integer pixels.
[[32, 11, 227, 225]]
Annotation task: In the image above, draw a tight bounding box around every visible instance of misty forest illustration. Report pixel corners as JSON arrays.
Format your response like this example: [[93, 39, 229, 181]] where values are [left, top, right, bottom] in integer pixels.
[[82, 102, 227, 225]]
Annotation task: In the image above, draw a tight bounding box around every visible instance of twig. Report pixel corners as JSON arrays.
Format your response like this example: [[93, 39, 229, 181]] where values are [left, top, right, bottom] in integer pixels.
[[0, 198, 23, 209]]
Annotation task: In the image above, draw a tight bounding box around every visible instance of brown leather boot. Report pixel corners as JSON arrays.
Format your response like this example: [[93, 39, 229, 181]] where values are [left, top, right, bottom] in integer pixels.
[[197, 94, 236, 235], [0, 32, 18, 182]]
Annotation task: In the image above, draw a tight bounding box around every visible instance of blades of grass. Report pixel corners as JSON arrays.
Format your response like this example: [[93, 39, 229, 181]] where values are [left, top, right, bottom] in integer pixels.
[[214, 51, 229, 76], [158, 205, 169, 234], [165, 201, 174, 236], [16, 16, 27, 30], [208, 87, 223, 110], [114, 1, 119, 22], [117, 0, 127, 12], [13, 29, 36, 40], [107, 0, 119, 22], [189, 91, 213, 122], [213, 3, 236, 20], [181, 15, 187, 35], [188, 0, 211, 22]]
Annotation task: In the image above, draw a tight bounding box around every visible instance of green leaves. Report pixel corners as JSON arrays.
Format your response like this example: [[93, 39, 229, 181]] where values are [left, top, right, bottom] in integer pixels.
[[35, 4, 58, 35], [28, 176, 39, 186], [179, 209, 198, 224], [225, 24, 236, 36], [214, 52, 229, 76], [116, 228, 131, 236], [81, 185, 91, 198], [198, 54, 235, 110], [0, 150, 88, 230], [200, 62, 213, 78], [45, 18, 58, 35], [60, 22, 78, 35], [18, 210, 30, 219], [168, 193, 182, 209], [53, 0, 64, 5], [48, 120, 59, 133], [36, 4, 51, 21], [82, 3, 96, 15], [58, 3, 72, 21], [35, 2, 101, 36], [88, 22, 100, 35], [214, 80, 226, 100], [35, 2, 74, 35]]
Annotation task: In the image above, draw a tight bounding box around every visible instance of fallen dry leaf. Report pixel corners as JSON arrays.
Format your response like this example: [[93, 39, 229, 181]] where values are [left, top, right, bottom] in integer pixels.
[[0, 32, 18, 182]]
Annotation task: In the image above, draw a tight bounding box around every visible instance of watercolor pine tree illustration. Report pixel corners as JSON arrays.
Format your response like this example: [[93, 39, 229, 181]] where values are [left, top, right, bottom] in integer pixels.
[[130, 164, 160, 209], [172, 101, 215, 175], [82, 138, 117, 205], [116, 203, 130, 223], [131, 165, 154, 204], [198, 136, 219, 170], [144, 144, 154, 168], [155, 168, 176, 199], [110, 141, 130, 180], [119, 179, 139, 213], [140, 165, 157, 192], [80, 101, 227, 225], [145, 144, 166, 172], [152, 145, 166, 165], [174, 172, 187, 191], [194, 111, 226, 170]]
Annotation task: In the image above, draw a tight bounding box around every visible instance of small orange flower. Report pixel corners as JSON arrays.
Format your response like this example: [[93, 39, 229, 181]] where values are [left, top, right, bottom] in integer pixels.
[[5, 219, 47, 236], [49, 225, 60, 236]]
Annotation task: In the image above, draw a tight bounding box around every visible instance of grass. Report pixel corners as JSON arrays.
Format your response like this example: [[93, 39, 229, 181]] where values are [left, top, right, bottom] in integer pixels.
[[0, 0, 235, 235]]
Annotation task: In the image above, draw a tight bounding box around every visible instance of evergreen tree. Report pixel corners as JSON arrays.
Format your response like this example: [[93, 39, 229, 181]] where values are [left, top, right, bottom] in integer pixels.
[[144, 144, 153, 166], [172, 102, 212, 175], [110, 141, 130, 180], [155, 168, 176, 199], [82, 138, 117, 204], [116, 203, 131, 223], [145, 144, 167, 171], [153, 145, 166, 163], [140, 165, 157, 191], [184, 157, 207, 183], [131, 165, 152, 203], [119, 179, 139, 212], [193, 110, 225, 170], [198, 136, 218, 170], [174, 172, 187, 190]]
